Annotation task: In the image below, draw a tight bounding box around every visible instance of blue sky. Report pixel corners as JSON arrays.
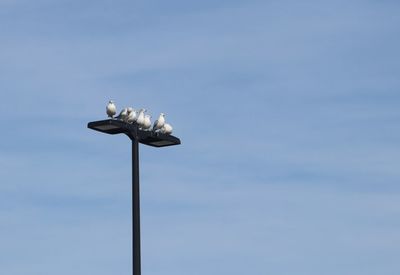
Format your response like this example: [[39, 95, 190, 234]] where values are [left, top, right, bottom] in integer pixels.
[[1, 0, 400, 274]]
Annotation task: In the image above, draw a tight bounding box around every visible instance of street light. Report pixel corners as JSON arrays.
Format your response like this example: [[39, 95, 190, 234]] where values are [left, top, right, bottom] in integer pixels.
[[87, 118, 181, 275]]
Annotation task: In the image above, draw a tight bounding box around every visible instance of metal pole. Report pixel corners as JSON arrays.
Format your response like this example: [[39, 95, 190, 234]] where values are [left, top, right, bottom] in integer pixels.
[[132, 138, 141, 275]]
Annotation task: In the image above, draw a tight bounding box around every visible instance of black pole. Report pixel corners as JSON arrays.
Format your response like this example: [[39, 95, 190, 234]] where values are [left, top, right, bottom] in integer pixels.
[[132, 138, 141, 275], [88, 119, 180, 275]]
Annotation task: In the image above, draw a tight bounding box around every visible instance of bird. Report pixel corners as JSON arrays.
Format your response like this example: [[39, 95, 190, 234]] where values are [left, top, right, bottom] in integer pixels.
[[152, 113, 165, 131], [106, 100, 117, 118], [126, 108, 137, 123], [136, 109, 146, 127], [143, 115, 152, 130], [115, 107, 128, 121], [161, 123, 173, 135]]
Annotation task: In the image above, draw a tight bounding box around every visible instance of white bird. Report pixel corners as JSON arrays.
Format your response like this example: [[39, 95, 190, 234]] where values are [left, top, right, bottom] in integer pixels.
[[126, 108, 137, 123], [115, 108, 128, 121], [136, 109, 146, 127], [143, 115, 152, 130], [161, 123, 173, 135], [106, 100, 117, 118], [152, 113, 165, 131]]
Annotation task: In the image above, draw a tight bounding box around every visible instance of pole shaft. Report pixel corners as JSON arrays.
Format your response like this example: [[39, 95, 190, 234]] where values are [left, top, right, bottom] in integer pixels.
[[132, 139, 141, 275]]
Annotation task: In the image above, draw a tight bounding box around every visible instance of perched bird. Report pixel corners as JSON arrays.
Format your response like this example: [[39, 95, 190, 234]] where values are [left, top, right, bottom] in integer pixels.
[[115, 108, 128, 121], [136, 109, 146, 127], [143, 115, 152, 130], [106, 100, 117, 118], [161, 123, 173, 135], [152, 113, 165, 131], [126, 107, 137, 123]]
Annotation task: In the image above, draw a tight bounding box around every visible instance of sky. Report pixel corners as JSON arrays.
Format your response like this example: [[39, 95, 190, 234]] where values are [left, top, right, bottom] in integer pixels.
[[0, 0, 400, 274]]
